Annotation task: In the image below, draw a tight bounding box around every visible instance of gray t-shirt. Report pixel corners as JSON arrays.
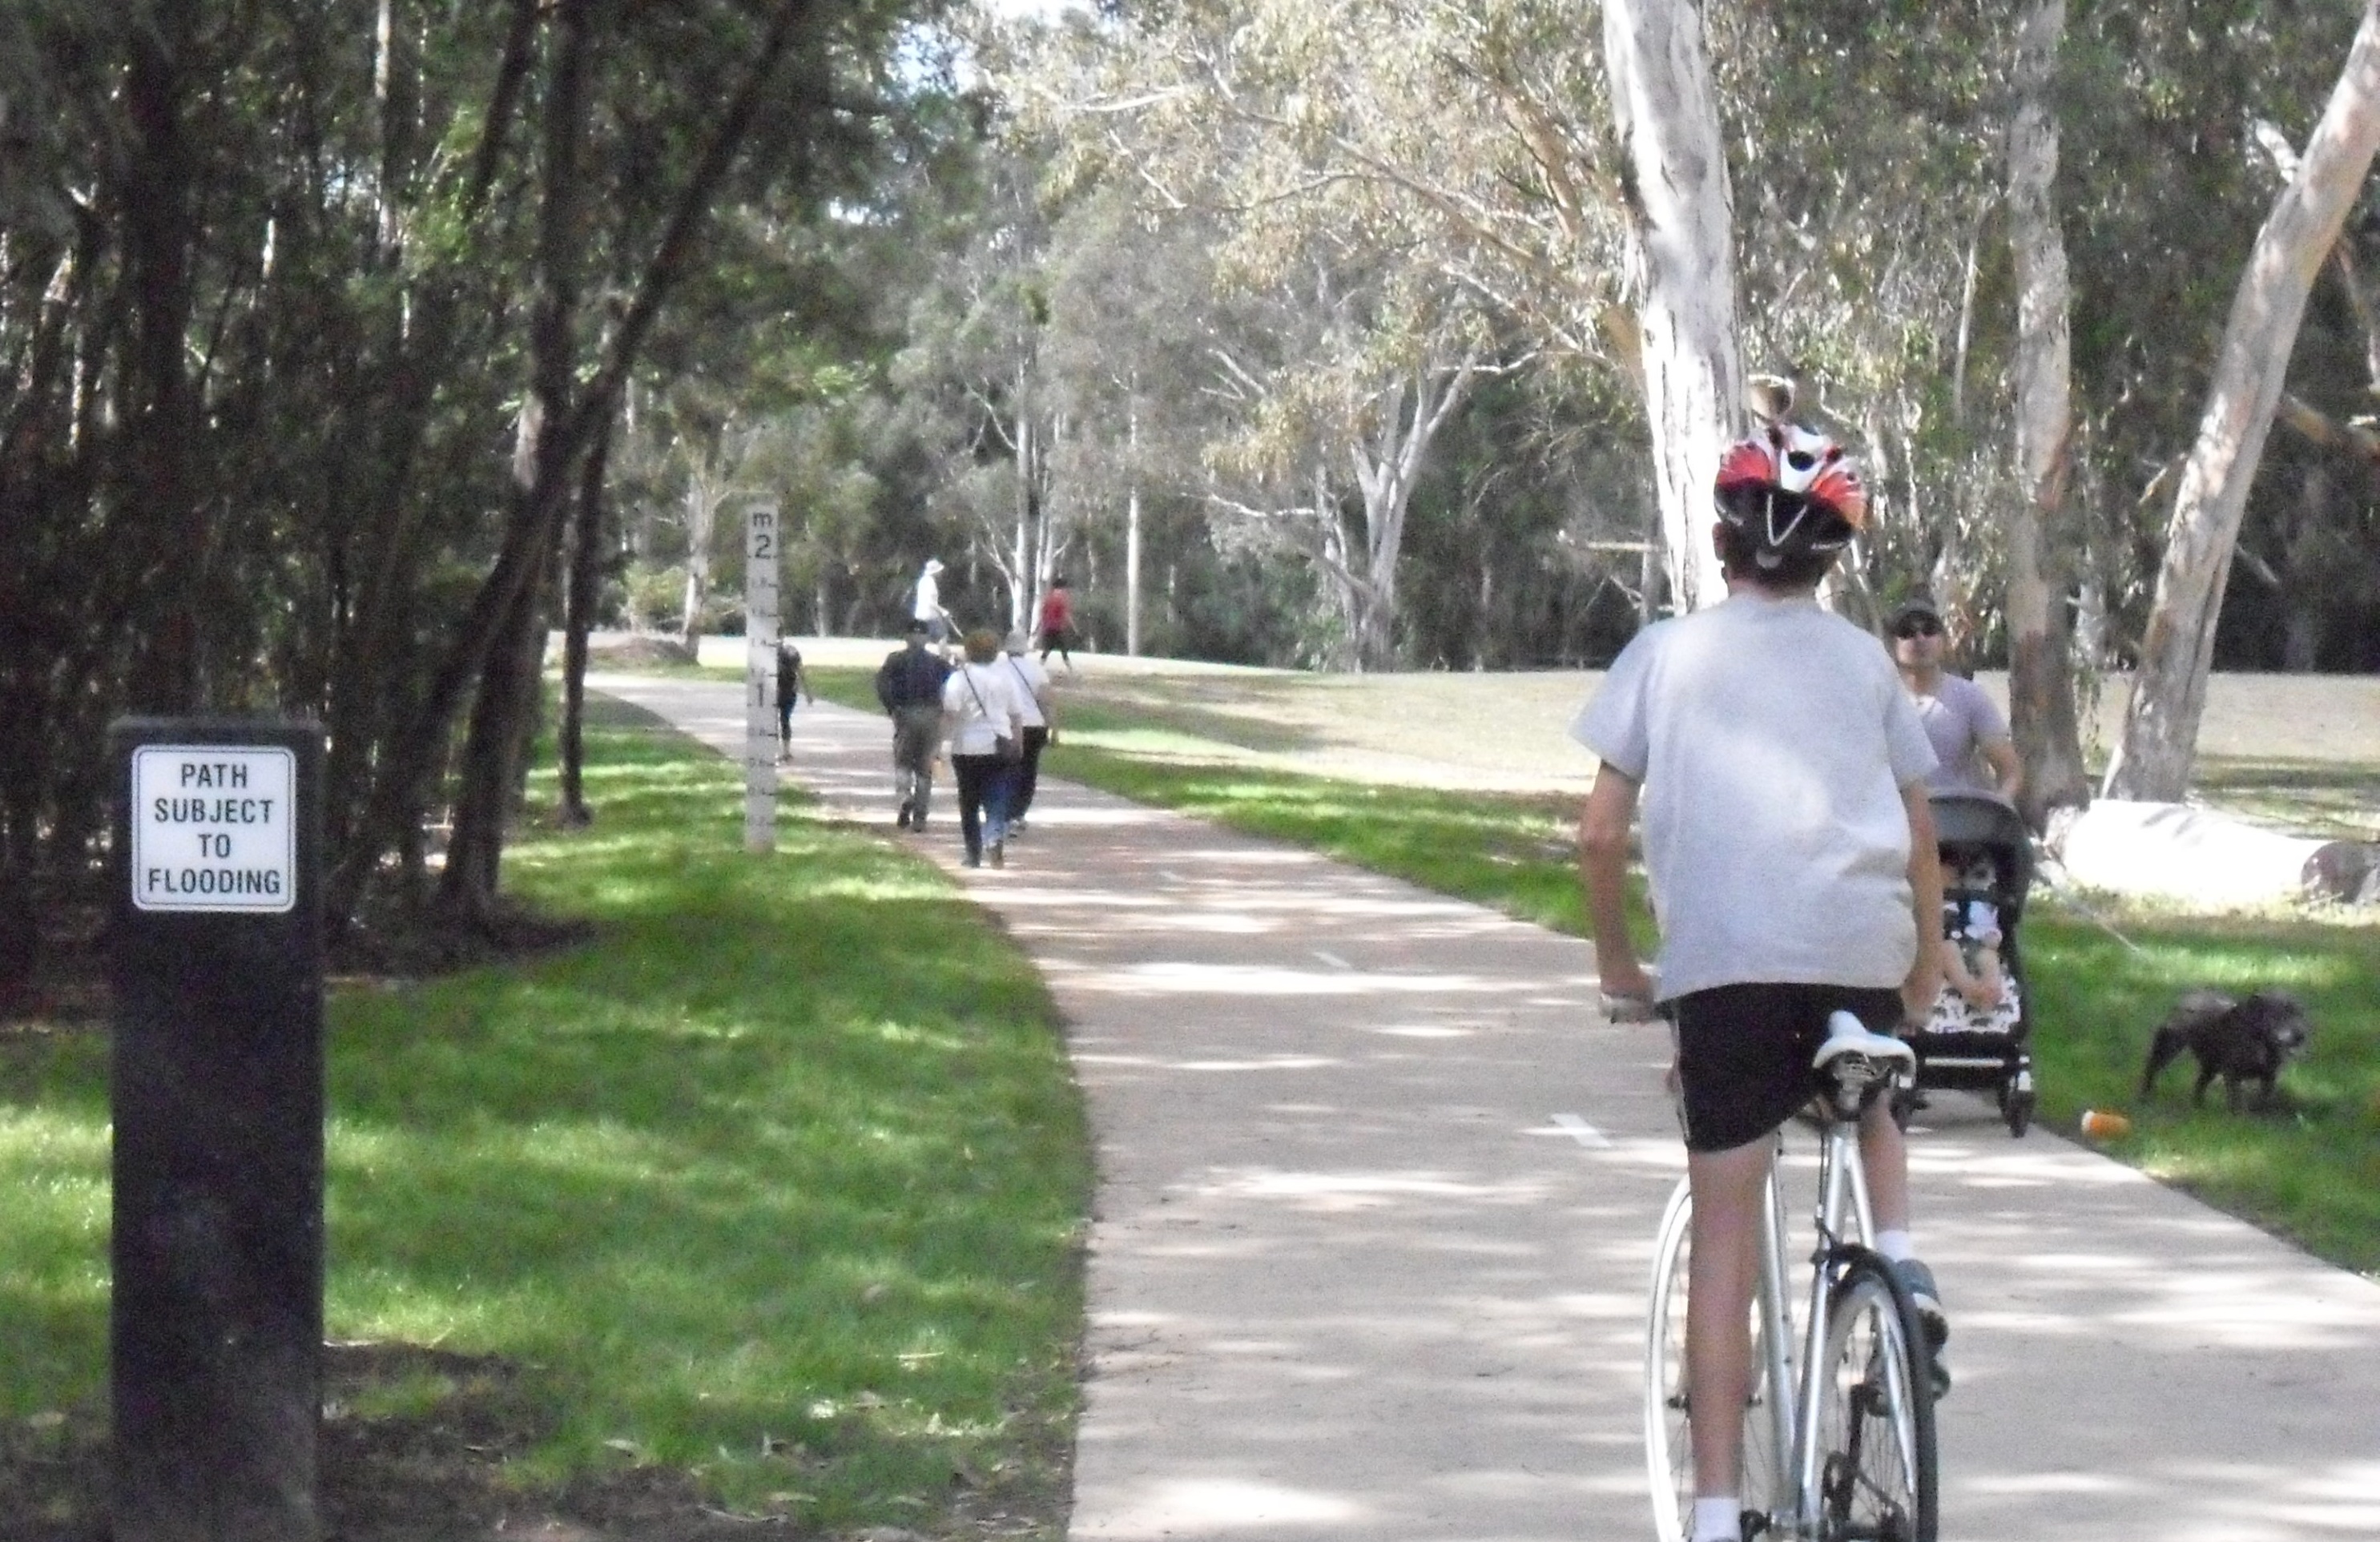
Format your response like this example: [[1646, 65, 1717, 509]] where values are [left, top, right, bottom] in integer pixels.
[[1911, 672, 2010, 794], [1572, 594, 1938, 1002]]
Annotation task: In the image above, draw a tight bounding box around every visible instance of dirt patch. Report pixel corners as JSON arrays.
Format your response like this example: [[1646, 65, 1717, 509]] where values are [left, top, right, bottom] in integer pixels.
[[0, 1347, 781, 1542], [2, 1343, 1069, 1540]]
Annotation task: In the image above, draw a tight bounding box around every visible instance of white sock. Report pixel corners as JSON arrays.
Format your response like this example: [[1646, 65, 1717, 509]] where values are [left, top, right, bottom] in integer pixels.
[[1876, 1228, 1915, 1263], [1691, 1496, 1741, 1542]]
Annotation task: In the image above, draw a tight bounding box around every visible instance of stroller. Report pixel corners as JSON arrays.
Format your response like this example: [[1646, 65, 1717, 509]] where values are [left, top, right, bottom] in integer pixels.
[[1900, 791, 2039, 1137]]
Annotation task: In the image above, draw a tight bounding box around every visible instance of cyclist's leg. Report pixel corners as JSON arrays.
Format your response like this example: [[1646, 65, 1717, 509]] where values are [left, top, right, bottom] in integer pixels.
[[1685, 1138, 1771, 1523], [1857, 1100, 1911, 1236], [1673, 984, 1833, 1537]]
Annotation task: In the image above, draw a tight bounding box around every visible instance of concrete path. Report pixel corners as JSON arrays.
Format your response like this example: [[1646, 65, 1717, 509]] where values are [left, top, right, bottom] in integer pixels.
[[590, 674, 2380, 1542]]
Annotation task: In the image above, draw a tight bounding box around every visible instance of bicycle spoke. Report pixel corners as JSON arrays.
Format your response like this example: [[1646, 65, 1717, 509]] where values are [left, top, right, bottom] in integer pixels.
[[1814, 1266, 1936, 1542]]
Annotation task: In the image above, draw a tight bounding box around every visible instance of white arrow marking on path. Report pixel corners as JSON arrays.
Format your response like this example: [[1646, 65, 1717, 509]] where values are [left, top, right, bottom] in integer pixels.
[[1551, 1113, 1612, 1149]]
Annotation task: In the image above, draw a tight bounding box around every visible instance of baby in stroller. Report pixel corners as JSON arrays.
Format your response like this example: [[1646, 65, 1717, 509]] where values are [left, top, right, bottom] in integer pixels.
[[1906, 791, 2038, 1134], [1931, 847, 2020, 1034]]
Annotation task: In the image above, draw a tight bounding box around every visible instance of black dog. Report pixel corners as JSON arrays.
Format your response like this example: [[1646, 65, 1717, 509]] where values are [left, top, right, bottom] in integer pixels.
[[2140, 989, 2311, 1111]]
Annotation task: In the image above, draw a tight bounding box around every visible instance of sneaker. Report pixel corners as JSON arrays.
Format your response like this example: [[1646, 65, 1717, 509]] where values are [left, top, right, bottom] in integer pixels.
[[988, 839, 1005, 869], [961, 853, 981, 868], [895, 801, 912, 830], [1007, 817, 1029, 836], [1891, 1258, 1950, 1353]]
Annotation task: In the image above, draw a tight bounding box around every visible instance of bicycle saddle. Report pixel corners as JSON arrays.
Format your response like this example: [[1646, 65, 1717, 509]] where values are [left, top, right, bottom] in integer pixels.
[[1812, 1009, 1915, 1117]]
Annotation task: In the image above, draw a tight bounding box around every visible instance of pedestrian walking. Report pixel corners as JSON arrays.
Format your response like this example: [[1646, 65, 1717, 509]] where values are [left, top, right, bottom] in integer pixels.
[[775, 637, 812, 762], [913, 558, 954, 644], [942, 630, 1025, 868], [1036, 577, 1076, 672], [1000, 629, 1056, 833], [876, 618, 952, 830]]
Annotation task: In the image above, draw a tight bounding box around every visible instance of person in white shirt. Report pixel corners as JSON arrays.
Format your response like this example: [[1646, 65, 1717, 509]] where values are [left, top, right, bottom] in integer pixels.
[[997, 630, 1057, 832], [1575, 409, 1949, 1542], [912, 558, 952, 643], [940, 630, 1025, 868]]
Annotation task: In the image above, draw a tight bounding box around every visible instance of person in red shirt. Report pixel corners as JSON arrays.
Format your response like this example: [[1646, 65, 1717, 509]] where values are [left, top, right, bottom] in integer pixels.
[[1035, 577, 1076, 672]]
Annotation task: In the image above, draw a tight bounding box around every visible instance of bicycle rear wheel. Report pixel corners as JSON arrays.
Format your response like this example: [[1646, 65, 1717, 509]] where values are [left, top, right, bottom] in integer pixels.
[[1645, 1178, 1783, 1542], [1814, 1254, 1939, 1542]]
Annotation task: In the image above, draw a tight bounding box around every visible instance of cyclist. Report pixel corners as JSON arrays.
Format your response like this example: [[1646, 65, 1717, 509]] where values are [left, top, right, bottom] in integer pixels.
[[1574, 415, 1949, 1542]]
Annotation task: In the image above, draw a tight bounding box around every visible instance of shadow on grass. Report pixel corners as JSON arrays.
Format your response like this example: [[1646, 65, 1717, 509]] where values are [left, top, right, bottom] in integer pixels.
[[0, 715, 1089, 1540], [2193, 756, 2380, 842]]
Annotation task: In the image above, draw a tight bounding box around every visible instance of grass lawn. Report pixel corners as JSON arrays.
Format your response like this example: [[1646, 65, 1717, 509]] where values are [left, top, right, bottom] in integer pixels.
[[807, 658, 2380, 1280], [0, 696, 1089, 1536]]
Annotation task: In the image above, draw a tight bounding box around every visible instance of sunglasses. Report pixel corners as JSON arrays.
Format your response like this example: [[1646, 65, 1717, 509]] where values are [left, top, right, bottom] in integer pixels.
[[1892, 617, 1943, 639]]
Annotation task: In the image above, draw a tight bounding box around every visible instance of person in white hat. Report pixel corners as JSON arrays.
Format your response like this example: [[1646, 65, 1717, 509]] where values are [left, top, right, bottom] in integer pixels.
[[912, 558, 952, 644]]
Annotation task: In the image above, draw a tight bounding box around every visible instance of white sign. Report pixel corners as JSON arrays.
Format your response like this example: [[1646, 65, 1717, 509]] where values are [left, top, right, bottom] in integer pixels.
[[130, 746, 297, 912]]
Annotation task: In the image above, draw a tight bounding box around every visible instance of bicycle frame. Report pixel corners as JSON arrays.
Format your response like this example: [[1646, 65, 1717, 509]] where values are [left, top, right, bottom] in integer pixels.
[[1647, 1028, 1939, 1542], [1743, 1110, 1921, 1540]]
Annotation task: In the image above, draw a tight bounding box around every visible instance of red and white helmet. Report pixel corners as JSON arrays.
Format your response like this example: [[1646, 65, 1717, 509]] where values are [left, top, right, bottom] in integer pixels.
[[1714, 421, 1867, 569]]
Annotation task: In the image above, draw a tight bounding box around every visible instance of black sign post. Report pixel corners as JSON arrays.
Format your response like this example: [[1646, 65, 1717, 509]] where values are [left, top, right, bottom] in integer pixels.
[[107, 718, 324, 1542]]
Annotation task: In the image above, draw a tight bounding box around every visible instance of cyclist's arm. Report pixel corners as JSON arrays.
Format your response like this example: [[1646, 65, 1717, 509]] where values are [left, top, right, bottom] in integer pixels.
[[1580, 763, 1653, 1009], [1900, 780, 1946, 1023]]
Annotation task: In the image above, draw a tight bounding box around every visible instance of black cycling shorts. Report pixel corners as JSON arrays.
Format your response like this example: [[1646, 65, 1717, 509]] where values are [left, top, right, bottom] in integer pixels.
[[1670, 983, 1905, 1153]]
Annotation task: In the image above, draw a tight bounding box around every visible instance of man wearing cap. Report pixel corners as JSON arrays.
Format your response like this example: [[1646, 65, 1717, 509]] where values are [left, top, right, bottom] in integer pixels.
[[876, 618, 954, 829], [1887, 597, 2023, 799], [912, 558, 953, 644]]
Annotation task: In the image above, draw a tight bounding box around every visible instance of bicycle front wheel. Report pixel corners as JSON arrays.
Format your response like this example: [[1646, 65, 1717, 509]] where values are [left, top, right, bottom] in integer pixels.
[[1645, 1178, 1783, 1542], [1814, 1254, 1939, 1542]]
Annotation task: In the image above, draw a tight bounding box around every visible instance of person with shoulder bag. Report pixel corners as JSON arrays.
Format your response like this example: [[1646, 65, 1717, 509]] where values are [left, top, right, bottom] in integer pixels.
[[940, 629, 1025, 868], [999, 630, 1057, 834]]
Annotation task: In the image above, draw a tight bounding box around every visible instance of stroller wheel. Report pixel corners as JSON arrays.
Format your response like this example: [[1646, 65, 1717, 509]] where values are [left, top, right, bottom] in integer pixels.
[[2001, 1080, 2036, 1138]]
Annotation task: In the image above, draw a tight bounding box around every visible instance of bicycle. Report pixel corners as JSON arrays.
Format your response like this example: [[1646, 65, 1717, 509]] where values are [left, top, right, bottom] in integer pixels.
[[1644, 1012, 1940, 1542]]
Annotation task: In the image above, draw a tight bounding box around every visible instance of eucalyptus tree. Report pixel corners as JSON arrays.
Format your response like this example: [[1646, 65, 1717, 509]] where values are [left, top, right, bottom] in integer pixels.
[[1007, 0, 1517, 666], [2104, 2, 2380, 800], [893, 158, 1063, 636], [2002, 0, 2092, 823], [0, 0, 942, 948]]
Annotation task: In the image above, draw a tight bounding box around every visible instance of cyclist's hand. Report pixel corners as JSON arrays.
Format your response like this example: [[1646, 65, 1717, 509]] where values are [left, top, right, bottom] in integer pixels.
[[1598, 959, 1657, 1022]]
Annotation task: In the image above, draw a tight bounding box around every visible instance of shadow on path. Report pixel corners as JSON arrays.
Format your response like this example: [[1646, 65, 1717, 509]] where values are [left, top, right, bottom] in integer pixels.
[[589, 674, 2380, 1542]]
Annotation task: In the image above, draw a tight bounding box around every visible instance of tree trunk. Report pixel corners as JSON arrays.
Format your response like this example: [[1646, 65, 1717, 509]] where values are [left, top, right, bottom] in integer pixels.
[[679, 475, 717, 653], [2003, 0, 2092, 829], [557, 413, 612, 826], [2104, 2, 2380, 799], [1127, 394, 1143, 656], [123, 8, 204, 711], [1347, 361, 1476, 670], [441, 0, 595, 928], [1600, 0, 1741, 615], [442, 542, 554, 913]]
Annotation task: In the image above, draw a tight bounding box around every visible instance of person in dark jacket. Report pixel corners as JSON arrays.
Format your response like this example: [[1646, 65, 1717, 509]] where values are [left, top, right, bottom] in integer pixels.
[[775, 638, 812, 762], [876, 618, 954, 829]]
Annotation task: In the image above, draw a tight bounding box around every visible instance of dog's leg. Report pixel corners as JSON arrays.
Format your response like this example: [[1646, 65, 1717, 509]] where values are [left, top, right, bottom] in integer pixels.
[[2140, 1027, 2183, 1100]]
